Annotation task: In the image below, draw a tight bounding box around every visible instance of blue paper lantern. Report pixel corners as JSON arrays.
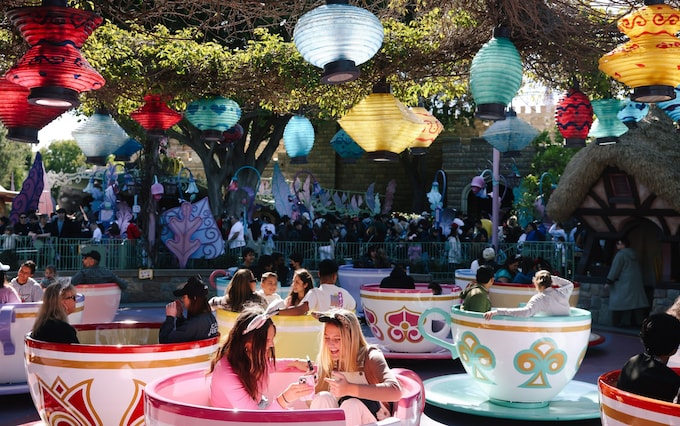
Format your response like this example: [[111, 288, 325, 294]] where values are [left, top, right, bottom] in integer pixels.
[[656, 86, 680, 122], [617, 98, 649, 125], [589, 99, 628, 145], [483, 110, 538, 156], [330, 129, 364, 163], [283, 115, 315, 164], [113, 138, 143, 161], [73, 109, 129, 165], [293, 0, 384, 84], [470, 27, 523, 121], [185, 96, 241, 141]]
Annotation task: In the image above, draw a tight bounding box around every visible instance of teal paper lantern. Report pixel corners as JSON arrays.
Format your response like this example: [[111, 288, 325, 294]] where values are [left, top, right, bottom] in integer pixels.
[[483, 109, 538, 156], [185, 96, 241, 141], [617, 98, 649, 126], [589, 99, 628, 145], [283, 115, 315, 164], [330, 129, 364, 163], [656, 86, 680, 122], [470, 27, 523, 121], [113, 138, 143, 161], [293, 0, 384, 84], [73, 109, 129, 165]]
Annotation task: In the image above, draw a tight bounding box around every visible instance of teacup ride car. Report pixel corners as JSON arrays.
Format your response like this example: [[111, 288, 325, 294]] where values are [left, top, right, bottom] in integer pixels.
[[417, 305, 600, 420], [360, 283, 461, 360], [208, 267, 239, 297], [25, 321, 219, 425], [455, 268, 475, 292], [337, 264, 394, 316], [598, 369, 680, 425], [74, 282, 121, 323], [144, 359, 425, 426], [0, 295, 85, 395]]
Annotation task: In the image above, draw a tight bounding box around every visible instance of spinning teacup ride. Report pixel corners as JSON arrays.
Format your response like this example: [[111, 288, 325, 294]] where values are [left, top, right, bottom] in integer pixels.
[[598, 369, 680, 425], [360, 283, 461, 360], [74, 283, 121, 323], [337, 264, 394, 316], [144, 359, 425, 426], [418, 305, 601, 420], [0, 295, 84, 395], [24, 321, 219, 425]]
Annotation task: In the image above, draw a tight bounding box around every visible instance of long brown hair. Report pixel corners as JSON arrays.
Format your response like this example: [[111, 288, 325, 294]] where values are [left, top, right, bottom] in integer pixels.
[[209, 305, 276, 400], [226, 269, 258, 312], [289, 268, 314, 306], [32, 283, 73, 334]]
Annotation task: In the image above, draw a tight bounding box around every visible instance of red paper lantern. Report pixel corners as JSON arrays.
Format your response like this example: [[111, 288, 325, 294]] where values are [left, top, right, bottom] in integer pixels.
[[0, 78, 68, 143], [131, 94, 183, 134], [223, 123, 244, 143], [555, 82, 593, 148], [4, 1, 105, 108]]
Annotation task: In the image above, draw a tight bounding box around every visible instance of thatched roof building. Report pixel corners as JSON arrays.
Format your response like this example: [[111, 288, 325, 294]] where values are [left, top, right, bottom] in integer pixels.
[[548, 105, 680, 231]]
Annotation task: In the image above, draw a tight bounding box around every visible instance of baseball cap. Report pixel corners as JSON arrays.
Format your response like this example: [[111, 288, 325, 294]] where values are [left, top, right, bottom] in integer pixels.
[[173, 276, 209, 298], [82, 250, 101, 262], [482, 247, 496, 261], [0, 261, 9, 271]]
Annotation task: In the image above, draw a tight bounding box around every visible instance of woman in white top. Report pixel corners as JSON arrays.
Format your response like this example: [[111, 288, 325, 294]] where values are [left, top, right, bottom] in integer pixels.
[[484, 270, 573, 319]]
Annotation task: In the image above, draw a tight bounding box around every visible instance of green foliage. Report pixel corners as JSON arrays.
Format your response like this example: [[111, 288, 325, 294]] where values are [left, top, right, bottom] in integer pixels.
[[40, 140, 86, 174], [0, 128, 31, 190]]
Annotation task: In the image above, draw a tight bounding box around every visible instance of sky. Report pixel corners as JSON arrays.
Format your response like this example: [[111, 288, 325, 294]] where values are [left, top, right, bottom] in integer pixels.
[[36, 110, 83, 151]]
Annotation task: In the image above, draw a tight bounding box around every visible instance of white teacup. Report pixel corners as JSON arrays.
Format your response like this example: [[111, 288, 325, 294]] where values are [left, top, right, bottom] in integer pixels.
[[0, 296, 84, 394], [74, 283, 121, 323], [419, 305, 591, 406], [598, 369, 680, 425], [360, 283, 461, 353], [455, 268, 475, 292], [337, 264, 393, 315], [25, 321, 219, 425]]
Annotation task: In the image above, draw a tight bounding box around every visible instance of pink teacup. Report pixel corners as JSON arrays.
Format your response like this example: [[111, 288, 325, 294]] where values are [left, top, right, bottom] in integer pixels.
[[74, 283, 121, 323]]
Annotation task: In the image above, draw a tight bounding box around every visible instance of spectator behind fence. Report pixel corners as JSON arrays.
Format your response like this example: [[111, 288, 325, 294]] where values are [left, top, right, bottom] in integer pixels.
[[210, 268, 266, 312], [461, 265, 495, 313], [0, 262, 20, 304], [159, 276, 219, 344], [484, 270, 573, 320], [617, 313, 680, 402], [379, 264, 415, 290], [69, 250, 128, 290], [31, 283, 79, 344], [208, 304, 313, 409], [10, 260, 43, 302]]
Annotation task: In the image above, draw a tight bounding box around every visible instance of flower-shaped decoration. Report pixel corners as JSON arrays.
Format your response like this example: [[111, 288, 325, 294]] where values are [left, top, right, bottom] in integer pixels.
[[458, 331, 496, 384], [514, 338, 566, 388]]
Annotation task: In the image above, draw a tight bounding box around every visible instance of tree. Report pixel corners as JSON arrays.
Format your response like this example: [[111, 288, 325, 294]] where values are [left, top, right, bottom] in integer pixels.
[[40, 140, 86, 174], [0, 128, 31, 191]]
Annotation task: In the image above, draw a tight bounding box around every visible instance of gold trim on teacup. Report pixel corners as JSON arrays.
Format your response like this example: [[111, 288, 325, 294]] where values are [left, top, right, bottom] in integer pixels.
[[361, 294, 457, 302], [27, 353, 211, 369], [601, 403, 668, 426], [16, 305, 84, 319], [452, 318, 591, 333]]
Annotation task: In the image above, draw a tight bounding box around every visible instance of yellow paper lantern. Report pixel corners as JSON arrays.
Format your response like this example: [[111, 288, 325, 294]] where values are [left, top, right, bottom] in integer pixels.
[[338, 83, 425, 161], [599, 1, 680, 102], [409, 107, 444, 155]]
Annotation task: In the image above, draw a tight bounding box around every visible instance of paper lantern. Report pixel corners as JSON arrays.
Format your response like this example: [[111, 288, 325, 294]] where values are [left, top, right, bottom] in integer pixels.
[[185, 96, 241, 141], [329, 129, 364, 163], [599, 1, 680, 102], [4, 1, 104, 108], [113, 138, 143, 162], [223, 123, 244, 143], [283, 115, 315, 164], [657, 86, 680, 121], [130, 94, 182, 135], [73, 110, 130, 165], [409, 107, 444, 155], [338, 82, 425, 161], [555, 82, 594, 148], [470, 27, 523, 121], [483, 110, 538, 156], [589, 99, 628, 145], [0, 78, 68, 143], [617, 98, 650, 126], [293, 0, 384, 84]]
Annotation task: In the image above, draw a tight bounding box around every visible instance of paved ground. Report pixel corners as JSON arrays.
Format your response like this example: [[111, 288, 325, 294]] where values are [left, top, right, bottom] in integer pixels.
[[1, 304, 640, 426]]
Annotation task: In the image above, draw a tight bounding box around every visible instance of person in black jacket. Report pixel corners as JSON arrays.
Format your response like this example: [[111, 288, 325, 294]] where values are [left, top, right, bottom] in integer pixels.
[[160, 276, 219, 343], [617, 313, 680, 402], [379, 264, 415, 289], [31, 283, 79, 344]]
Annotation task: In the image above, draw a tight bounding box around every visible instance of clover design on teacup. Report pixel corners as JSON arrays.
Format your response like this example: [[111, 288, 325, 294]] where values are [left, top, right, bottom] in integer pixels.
[[514, 338, 567, 389], [458, 331, 496, 384], [385, 307, 423, 344], [363, 307, 383, 340]]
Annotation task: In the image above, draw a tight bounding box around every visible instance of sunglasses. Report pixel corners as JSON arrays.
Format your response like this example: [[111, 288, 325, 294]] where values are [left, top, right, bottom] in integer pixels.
[[19, 216, 26, 219], [62, 295, 77, 301]]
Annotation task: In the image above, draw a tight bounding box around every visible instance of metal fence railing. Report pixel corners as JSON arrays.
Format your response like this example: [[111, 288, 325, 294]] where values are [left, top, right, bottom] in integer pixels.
[[0, 235, 575, 280]]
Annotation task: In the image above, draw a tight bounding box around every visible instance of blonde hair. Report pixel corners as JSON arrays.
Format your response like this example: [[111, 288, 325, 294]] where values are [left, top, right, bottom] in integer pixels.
[[314, 309, 370, 393]]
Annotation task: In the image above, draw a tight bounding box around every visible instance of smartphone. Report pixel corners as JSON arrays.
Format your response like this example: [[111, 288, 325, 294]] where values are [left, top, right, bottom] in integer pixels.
[[298, 374, 316, 401]]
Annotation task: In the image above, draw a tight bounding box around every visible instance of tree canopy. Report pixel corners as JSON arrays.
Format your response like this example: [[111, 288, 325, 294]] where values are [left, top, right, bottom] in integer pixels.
[[39, 140, 86, 174]]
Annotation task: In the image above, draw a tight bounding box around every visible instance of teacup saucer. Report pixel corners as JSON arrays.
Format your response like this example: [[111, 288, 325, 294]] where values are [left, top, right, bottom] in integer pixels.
[[365, 337, 452, 360], [424, 374, 600, 420], [589, 332, 605, 346], [0, 382, 28, 396]]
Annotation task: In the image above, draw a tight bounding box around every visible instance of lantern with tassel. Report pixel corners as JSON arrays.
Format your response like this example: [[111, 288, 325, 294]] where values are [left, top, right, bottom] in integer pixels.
[[555, 80, 594, 148]]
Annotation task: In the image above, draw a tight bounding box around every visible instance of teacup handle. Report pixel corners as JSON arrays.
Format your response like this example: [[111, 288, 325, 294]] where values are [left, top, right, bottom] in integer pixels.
[[0, 305, 17, 356], [418, 307, 458, 360]]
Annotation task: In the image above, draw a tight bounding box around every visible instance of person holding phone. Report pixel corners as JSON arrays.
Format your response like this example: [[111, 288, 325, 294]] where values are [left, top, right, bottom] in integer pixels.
[[159, 276, 218, 344], [309, 308, 401, 425]]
